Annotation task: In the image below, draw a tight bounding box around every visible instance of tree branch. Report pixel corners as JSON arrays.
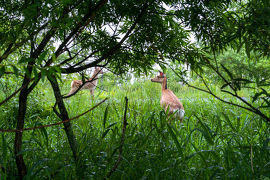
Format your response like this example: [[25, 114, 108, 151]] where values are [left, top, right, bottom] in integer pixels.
[[0, 22, 49, 63], [169, 64, 270, 122], [44, 0, 109, 68], [0, 83, 28, 106], [62, 1, 153, 74]]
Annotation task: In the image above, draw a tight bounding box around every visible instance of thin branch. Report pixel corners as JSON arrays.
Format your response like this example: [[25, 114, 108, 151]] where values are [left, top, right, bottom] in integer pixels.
[[76, 0, 109, 38], [169, 64, 270, 122], [62, 1, 154, 74], [44, 0, 109, 68], [58, 48, 83, 66], [169, 65, 256, 113], [0, 83, 28, 106], [205, 60, 270, 121], [0, 43, 13, 63], [0, 74, 40, 106], [221, 89, 270, 121], [70, 49, 101, 68], [0, 22, 49, 63], [27, 75, 41, 93]]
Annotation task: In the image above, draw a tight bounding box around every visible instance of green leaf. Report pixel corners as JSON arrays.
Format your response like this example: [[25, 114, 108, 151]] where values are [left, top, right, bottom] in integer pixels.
[[19, 57, 34, 64], [0, 66, 5, 78], [196, 117, 214, 145], [12, 65, 19, 76], [34, 121, 49, 147], [52, 53, 56, 62], [24, 66, 31, 78], [263, 138, 270, 150], [222, 113, 236, 132], [40, 68, 48, 82], [221, 82, 230, 90], [106, 122, 117, 129], [101, 122, 117, 139], [221, 64, 233, 80], [252, 88, 268, 102], [167, 123, 182, 154], [37, 50, 49, 65], [237, 39, 244, 53], [101, 129, 111, 139], [33, 67, 39, 82], [233, 78, 252, 84], [103, 104, 109, 129], [27, 158, 50, 178], [244, 37, 251, 59]]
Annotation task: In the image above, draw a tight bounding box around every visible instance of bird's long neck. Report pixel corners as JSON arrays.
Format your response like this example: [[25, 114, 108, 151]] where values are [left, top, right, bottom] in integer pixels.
[[162, 76, 167, 90]]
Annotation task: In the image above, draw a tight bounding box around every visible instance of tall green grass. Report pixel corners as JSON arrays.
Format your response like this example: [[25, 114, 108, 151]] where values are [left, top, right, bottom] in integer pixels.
[[0, 77, 269, 179]]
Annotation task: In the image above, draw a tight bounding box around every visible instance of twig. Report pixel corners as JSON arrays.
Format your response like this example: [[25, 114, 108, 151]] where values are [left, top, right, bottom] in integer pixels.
[[105, 97, 128, 179], [0, 98, 108, 133]]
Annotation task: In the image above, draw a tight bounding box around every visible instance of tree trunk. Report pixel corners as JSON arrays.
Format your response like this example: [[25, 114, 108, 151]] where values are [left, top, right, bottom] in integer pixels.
[[14, 72, 34, 178], [47, 75, 78, 161], [14, 87, 28, 178]]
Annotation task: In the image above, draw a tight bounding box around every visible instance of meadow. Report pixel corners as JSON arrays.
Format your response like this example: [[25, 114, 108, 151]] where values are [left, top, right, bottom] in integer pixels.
[[0, 73, 269, 179]]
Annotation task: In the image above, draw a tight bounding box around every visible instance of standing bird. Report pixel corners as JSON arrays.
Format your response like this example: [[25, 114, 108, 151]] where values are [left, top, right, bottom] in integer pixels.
[[151, 72, 185, 122]]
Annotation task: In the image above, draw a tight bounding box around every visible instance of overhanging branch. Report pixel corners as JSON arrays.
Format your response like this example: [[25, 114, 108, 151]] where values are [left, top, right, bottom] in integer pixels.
[[61, 1, 154, 74]]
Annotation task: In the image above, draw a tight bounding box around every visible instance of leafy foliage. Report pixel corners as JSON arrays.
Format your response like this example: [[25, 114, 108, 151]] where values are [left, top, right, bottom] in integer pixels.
[[0, 0, 270, 178]]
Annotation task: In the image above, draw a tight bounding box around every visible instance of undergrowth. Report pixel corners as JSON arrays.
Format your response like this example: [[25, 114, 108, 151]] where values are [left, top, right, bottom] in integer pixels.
[[0, 78, 269, 179]]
